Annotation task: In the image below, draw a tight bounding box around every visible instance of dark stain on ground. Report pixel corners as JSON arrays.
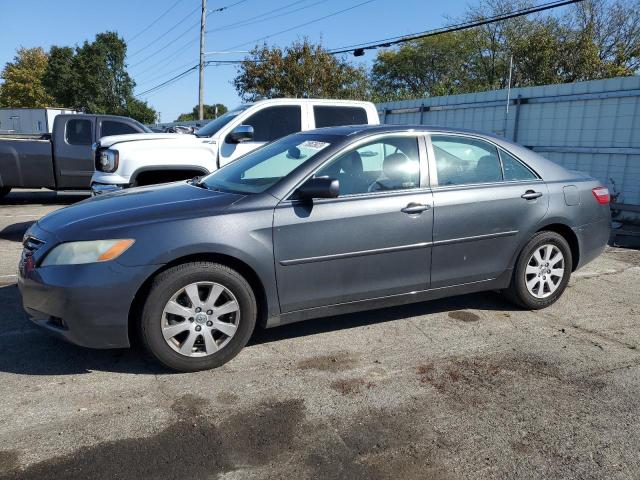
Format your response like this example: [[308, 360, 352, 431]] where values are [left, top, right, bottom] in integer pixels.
[[330, 378, 376, 396], [304, 408, 451, 480], [215, 390, 239, 405], [297, 351, 358, 372], [0, 395, 305, 480], [170, 393, 209, 418], [0, 451, 19, 472], [448, 310, 480, 322], [416, 353, 607, 402]]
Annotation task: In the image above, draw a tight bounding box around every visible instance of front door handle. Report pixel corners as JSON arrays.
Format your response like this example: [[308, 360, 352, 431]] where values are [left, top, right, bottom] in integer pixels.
[[401, 202, 430, 214], [521, 190, 543, 200]]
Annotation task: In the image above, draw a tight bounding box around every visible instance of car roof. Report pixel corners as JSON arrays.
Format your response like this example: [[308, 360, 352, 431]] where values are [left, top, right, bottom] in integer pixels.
[[304, 124, 501, 139]]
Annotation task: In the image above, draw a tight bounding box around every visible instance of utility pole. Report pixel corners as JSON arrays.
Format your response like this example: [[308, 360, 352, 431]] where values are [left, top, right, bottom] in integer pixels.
[[198, 0, 206, 121]]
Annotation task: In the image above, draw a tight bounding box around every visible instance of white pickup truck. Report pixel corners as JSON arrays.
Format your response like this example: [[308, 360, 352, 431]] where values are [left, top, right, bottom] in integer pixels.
[[91, 98, 380, 194]]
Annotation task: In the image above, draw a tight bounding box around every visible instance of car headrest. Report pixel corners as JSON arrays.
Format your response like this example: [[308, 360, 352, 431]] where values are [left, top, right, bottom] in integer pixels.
[[475, 155, 501, 181], [383, 152, 412, 181], [341, 151, 363, 175]]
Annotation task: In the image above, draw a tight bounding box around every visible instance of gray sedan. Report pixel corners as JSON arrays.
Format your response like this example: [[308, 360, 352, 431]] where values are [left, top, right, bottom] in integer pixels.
[[18, 125, 611, 371]]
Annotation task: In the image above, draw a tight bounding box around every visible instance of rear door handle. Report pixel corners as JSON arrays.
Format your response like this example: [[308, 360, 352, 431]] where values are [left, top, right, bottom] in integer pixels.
[[401, 202, 430, 214], [521, 190, 543, 200]]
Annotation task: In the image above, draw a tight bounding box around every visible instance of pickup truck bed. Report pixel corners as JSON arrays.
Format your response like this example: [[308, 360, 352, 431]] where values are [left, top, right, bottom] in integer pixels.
[[0, 135, 56, 189]]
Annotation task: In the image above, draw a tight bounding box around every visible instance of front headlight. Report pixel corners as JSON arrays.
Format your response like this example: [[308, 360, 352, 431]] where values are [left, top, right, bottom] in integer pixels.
[[41, 239, 135, 266], [96, 149, 119, 173]]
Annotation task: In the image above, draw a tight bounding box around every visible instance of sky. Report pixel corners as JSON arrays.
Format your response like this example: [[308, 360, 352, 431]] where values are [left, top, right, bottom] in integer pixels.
[[1, 0, 473, 122]]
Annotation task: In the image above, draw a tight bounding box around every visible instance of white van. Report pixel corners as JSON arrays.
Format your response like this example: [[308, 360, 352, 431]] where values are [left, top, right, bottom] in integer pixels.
[[91, 98, 379, 194]]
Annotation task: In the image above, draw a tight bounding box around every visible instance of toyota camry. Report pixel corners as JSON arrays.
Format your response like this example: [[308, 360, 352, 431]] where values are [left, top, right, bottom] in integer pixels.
[[18, 125, 611, 371]]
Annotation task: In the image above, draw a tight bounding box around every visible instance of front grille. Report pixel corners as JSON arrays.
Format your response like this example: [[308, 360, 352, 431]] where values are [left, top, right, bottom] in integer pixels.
[[23, 236, 46, 254]]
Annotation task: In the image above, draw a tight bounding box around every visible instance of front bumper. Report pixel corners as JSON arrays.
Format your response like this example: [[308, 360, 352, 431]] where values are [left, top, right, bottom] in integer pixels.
[[91, 182, 125, 196], [18, 227, 160, 348]]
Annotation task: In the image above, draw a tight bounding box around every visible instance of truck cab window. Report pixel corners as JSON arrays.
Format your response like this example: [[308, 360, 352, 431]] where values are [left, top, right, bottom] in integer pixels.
[[314, 106, 368, 128], [241, 106, 302, 142], [101, 121, 138, 138], [65, 119, 92, 145]]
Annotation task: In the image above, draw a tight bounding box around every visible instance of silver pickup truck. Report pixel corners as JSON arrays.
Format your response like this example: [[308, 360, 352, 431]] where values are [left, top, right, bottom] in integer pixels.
[[0, 114, 149, 199]]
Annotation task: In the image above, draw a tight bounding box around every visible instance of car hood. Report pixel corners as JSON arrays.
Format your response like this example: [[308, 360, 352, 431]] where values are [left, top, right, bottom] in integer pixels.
[[37, 181, 245, 241], [98, 133, 205, 148]]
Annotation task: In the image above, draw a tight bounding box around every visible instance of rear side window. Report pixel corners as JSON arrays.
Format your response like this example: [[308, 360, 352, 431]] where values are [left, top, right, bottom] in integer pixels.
[[500, 150, 538, 181], [241, 105, 301, 142], [101, 121, 138, 137], [314, 106, 368, 128], [65, 119, 92, 145], [431, 135, 503, 186]]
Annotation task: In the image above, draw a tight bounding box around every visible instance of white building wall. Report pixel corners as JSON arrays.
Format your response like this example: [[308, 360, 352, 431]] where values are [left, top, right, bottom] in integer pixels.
[[377, 76, 640, 205]]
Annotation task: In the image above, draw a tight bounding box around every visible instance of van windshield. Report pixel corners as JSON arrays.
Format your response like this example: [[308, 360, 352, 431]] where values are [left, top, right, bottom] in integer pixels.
[[199, 134, 333, 194], [194, 105, 251, 138]]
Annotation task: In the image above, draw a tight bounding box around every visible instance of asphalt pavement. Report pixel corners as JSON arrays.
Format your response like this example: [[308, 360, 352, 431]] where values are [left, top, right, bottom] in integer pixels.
[[1, 189, 639, 480]]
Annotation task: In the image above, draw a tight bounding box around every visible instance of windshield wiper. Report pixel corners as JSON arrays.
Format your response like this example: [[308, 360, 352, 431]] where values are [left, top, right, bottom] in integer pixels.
[[189, 176, 207, 188]]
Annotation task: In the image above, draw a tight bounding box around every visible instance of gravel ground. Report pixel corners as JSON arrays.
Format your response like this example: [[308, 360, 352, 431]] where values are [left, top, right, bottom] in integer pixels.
[[1, 190, 639, 480]]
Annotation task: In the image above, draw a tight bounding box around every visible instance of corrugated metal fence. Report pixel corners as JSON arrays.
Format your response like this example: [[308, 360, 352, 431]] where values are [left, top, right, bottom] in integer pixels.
[[376, 76, 640, 206]]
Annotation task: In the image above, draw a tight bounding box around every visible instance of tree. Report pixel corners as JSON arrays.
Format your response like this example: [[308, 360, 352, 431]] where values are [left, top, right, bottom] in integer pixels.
[[370, 0, 639, 101], [124, 98, 158, 124], [175, 103, 228, 121], [0, 47, 53, 107], [371, 32, 478, 101], [234, 39, 369, 101], [43, 32, 157, 123], [569, 0, 640, 72]]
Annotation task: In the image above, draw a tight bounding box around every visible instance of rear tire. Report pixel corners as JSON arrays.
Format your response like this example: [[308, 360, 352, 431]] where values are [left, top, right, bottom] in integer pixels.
[[0, 187, 11, 199], [505, 231, 573, 309], [140, 262, 257, 372]]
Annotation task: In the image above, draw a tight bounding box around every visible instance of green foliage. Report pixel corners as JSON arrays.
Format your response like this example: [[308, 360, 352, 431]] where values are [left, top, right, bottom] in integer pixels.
[[42, 32, 157, 123], [234, 39, 369, 101], [371, 32, 478, 101], [0, 47, 53, 107], [175, 103, 228, 122], [371, 0, 639, 101]]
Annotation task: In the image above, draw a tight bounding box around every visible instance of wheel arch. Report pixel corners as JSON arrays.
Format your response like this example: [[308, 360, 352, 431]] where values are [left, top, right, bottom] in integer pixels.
[[128, 252, 270, 345], [535, 222, 580, 271]]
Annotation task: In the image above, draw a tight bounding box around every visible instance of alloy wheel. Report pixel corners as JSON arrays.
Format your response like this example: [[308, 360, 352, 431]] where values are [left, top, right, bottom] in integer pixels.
[[525, 244, 565, 299], [161, 281, 240, 357]]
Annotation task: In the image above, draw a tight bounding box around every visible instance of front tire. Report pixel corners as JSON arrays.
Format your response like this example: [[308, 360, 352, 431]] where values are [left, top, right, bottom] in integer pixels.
[[140, 262, 257, 372], [506, 231, 572, 309]]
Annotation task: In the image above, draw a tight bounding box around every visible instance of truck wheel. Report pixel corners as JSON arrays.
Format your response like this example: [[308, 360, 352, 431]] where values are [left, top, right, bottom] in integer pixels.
[[140, 262, 257, 372], [0, 187, 11, 199], [505, 231, 572, 310]]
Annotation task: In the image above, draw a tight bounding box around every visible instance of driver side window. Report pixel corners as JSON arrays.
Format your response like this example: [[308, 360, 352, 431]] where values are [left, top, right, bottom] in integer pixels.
[[315, 136, 421, 196], [240, 105, 302, 142]]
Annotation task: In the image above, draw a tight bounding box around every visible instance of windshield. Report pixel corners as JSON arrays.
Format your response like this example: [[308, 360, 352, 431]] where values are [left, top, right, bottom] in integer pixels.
[[200, 134, 333, 194], [194, 105, 251, 138]]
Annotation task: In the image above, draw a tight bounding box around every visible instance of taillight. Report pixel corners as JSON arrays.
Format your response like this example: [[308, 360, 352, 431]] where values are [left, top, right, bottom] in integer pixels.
[[592, 187, 610, 205]]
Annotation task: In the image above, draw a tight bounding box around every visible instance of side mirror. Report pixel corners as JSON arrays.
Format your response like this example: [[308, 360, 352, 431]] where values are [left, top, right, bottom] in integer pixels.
[[227, 125, 254, 144], [297, 177, 339, 200]]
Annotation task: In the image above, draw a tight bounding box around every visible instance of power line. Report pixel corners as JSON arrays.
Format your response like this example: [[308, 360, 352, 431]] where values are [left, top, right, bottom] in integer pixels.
[[136, 65, 199, 96], [328, 0, 584, 55], [135, 59, 259, 97], [223, 0, 376, 50], [129, 0, 252, 69], [135, 0, 582, 100], [205, 0, 323, 35], [133, 0, 316, 83], [209, 0, 249, 13], [126, 0, 186, 43], [128, 3, 201, 59]]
